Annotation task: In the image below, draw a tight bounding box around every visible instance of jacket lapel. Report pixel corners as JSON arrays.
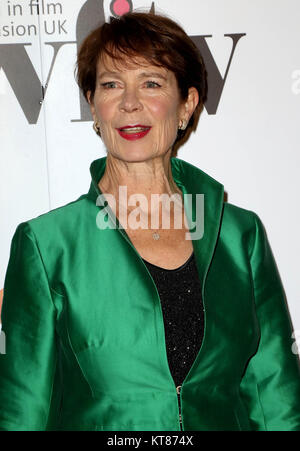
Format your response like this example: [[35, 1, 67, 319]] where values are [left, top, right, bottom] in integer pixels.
[[170, 157, 224, 288]]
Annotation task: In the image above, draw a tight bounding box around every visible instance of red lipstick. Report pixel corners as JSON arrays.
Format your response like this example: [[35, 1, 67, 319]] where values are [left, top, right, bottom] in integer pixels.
[[116, 124, 151, 141]]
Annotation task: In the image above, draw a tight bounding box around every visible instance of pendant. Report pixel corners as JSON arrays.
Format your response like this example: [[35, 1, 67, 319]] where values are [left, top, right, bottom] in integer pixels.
[[152, 232, 160, 240]]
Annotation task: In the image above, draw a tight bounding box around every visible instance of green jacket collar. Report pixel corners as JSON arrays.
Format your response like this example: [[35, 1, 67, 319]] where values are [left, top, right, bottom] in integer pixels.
[[87, 156, 224, 288]]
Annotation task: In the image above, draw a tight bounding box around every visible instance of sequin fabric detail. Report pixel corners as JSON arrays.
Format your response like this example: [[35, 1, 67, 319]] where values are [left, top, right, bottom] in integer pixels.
[[142, 252, 204, 387]]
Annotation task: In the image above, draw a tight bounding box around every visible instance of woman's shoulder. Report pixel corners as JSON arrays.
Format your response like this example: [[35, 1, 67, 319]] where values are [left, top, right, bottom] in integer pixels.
[[223, 201, 257, 221], [223, 201, 262, 228], [14, 193, 94, 242], [222, 201, 265, 248]]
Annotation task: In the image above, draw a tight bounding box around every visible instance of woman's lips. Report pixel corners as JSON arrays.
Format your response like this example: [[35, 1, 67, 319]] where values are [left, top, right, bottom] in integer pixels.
[[117, 127, 152, 141]]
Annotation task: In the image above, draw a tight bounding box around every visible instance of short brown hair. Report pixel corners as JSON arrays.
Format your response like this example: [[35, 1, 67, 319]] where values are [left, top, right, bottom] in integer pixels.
[[75, 11, 206, 143]]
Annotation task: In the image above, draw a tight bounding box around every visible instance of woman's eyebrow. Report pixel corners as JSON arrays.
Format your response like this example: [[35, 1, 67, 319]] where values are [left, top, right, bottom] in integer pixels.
[[98, 71, 168, 80], [138, 72, 168, 80]]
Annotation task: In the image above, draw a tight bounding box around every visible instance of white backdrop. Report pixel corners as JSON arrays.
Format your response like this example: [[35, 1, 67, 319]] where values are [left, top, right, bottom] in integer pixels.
[[0, 0, 299, 334]]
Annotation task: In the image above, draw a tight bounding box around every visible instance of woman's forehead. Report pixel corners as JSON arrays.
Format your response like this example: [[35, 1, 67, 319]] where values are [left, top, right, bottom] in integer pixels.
[[97, 52, 168, 75]]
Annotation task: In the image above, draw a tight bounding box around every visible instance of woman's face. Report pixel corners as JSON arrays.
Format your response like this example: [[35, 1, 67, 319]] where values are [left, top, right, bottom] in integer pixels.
[[88, 53, 198, 162]]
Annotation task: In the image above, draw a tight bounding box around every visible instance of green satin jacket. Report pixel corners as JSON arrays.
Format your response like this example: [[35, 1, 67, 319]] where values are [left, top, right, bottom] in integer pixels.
[[0, 156, 300, 431]]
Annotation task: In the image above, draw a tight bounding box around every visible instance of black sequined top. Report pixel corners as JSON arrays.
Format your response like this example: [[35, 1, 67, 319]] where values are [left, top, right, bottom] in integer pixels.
[[142, 252, 204, 388]]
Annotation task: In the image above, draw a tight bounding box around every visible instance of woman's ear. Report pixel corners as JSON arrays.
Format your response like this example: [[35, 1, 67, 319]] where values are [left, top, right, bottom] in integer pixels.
[[87, 90, 96, 121], [87, 90, 92, 105], [179, 87, 199, 125], [186, 87, 199, 120]]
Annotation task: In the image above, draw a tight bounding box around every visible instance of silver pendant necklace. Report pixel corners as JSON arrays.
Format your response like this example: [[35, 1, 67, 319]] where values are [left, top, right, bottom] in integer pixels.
[[152, 231, 160, 240]]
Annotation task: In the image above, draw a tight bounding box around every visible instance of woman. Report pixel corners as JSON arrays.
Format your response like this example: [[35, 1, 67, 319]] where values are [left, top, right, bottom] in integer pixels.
[[0, 11, 300, 432]]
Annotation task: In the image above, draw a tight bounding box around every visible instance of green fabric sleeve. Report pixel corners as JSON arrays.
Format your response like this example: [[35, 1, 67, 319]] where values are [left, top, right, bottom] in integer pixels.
[[0, 223, 58, 431], [240, 214, 300, 431]]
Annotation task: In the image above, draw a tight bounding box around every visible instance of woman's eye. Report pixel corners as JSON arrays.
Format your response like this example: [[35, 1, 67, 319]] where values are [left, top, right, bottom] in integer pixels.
[[146, 81, 161, 88], [101, 82, 116, 89]]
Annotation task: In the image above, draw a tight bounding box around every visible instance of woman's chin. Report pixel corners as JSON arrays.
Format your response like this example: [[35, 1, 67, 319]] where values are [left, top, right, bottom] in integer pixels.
[[111, 148, 158, 163]]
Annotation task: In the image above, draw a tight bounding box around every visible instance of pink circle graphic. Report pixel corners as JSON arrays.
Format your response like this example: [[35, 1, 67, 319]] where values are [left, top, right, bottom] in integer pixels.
[[112, 0, 131, 16]]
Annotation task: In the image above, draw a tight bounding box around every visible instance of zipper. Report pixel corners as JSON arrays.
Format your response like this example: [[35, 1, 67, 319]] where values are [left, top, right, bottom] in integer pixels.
[[176, 385, 183, 431]]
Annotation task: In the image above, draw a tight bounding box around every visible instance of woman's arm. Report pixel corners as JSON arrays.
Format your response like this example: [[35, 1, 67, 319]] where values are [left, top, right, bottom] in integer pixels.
[[240, 213, 300, 431], [0, 222, 58, 431]]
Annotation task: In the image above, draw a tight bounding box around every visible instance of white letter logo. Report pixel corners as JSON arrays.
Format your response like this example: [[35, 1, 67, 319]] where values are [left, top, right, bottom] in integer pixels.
[[291, 330, 300, 355]]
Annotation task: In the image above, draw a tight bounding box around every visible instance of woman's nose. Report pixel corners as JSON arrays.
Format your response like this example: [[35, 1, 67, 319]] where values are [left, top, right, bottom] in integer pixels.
[[119, 88, 143, 113]]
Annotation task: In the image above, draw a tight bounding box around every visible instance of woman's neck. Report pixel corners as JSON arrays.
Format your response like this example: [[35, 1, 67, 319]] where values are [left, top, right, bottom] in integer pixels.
[[98, 151, 182, 200]]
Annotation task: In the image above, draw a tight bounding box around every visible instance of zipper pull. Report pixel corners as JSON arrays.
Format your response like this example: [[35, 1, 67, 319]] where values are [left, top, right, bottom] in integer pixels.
[[176, 385, 183, 430]]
